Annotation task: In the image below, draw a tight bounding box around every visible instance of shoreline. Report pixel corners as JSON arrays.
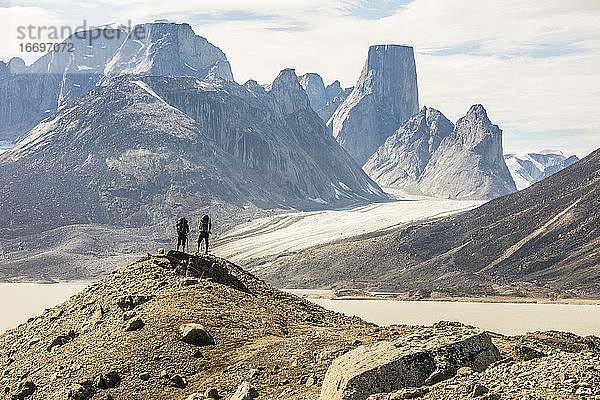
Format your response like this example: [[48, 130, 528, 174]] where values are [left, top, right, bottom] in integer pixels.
[[286, 291, 600, 306]]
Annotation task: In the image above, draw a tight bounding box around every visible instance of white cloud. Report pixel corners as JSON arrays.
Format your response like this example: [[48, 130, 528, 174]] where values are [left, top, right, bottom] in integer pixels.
[[0, 0, 598, 156]]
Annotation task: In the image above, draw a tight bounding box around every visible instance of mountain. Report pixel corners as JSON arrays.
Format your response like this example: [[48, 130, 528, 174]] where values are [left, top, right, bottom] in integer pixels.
[[504, 151, 579, 190], [329, 45, 419, 165], [0, 22, 232, 142], [0, 77, 270, 236], [259, 147, 600, 297], [0, 70, 384, 279], [297, 73, 353, 123], [363, 106, 454, 189], [364, 105, 517, 199]]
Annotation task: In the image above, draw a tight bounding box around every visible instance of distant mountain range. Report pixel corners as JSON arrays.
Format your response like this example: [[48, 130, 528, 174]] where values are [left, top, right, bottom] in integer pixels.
[[0, 22, 232, 142], [504, 151, 579, 190], [261, 147, 600, 297]]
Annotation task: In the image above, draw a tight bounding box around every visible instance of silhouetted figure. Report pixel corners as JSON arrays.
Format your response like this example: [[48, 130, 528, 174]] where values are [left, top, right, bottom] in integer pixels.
[[197, 214, 212, 254], [176, 217, 190, 252]]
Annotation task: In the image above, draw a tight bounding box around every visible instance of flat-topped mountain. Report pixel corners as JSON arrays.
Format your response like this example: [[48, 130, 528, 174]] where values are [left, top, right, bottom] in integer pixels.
[[329, 45, 419, 164], [364, 105, 516, 199], [261, 147, 600, 298], [0, 22, 232, 142]]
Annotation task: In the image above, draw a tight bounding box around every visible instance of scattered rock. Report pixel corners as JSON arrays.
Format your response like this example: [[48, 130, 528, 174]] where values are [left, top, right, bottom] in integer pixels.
[[457, 366, 474, 376], [116, 294, 154, 311], [180, 324, 215, 346], [125, 317, 144, 331], [47, 330, 78, 351], [169, 374, 187, 389], [367, 386, 429, 399], [123, 310, 136, 321], [305, 375, 317, 387], [11, 381, 36, 399], [204, 387, 222, 398], [247, 368, 259, 379], [230, 381, 258, 400], [512, 345, 546, 362], [472, 383, 489, 397], [68, 382, 95, 400], [181, 278, 199, 286], [96, 371, 120, 389]]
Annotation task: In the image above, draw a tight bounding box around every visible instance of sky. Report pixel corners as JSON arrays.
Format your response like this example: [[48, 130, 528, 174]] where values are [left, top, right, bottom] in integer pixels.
[[1, 0, 599, 157]]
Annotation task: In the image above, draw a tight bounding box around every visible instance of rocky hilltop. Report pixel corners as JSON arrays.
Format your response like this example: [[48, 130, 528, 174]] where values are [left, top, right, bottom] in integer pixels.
[[298, 73, 353, 123], [329, 45, 419, 165], [261, 146, 600, 298], [0, 22, 232, 142], [2, 252, 599, 400], [505, 151, 579, 190], [364, 105, 516, 199]]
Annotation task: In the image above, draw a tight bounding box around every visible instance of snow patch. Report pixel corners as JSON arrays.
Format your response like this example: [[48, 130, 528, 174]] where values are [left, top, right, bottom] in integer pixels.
[[308, 197, 328, 204], [132, 80, 167, 104], [184, 62, 197, 72]]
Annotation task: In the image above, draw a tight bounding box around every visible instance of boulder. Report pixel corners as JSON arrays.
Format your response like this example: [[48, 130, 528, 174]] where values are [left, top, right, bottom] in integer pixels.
[[11, 381, 37, 399], [125, 317, 145, 331], [96, 371, 120, 389], [512, 345, 546, 362], [47, 329, 78, 351], [68, 382, 95, 400], [180, 324, 215, 346], [230, 381, 258, 400], [205, 387, 222, 398], [319, 326, 501, 400]]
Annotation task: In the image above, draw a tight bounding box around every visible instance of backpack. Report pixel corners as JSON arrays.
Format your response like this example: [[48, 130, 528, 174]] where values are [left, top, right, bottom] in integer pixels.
[[200, 215, 211, 232], [176, 218, 188, 236]]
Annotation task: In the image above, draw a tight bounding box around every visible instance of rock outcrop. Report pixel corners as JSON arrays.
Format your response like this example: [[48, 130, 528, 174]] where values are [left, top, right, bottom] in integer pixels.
[[416, 104, 516, 199], [504, 151, 579, 190], [0, 22, 233, 142], [363, 106, 454, 189], [319, 323, 501, 400], [329, 45, 419, 164]]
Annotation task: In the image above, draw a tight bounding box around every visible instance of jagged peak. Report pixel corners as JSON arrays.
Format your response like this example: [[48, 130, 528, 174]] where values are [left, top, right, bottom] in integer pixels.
[[465, 104, 490, 121], [269, 68, 301, 90], [267, 68, 311, 114]]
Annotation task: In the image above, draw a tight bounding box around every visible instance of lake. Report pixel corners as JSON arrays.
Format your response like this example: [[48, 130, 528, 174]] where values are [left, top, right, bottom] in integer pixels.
[[308, 298, 600, 336], [1, 284, 599, 337], [0, 282, 89, 333]]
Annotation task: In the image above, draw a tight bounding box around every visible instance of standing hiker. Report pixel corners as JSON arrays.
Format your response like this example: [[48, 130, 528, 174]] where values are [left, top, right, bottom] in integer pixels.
[[197, 214, 212, 254], [176, 217, 190, 252]]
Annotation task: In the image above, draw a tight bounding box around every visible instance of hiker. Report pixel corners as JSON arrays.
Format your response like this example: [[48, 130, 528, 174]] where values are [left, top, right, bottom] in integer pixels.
[[176, 217, 190, 252], [197, 214, 212, 254]]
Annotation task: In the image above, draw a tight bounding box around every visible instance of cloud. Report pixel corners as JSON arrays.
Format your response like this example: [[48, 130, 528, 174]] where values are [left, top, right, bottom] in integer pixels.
[[0, 0, 598, 156]]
